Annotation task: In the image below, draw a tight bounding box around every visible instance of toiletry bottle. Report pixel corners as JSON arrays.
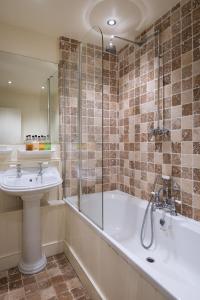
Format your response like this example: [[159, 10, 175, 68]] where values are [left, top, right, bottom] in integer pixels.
[[26, 135, 33, 151], [32, 135, 38, 150], [25, 135, 28, 151], [34, 135, 39, 150], [46, 135, 51, 150], [39, 135, 45, 150]]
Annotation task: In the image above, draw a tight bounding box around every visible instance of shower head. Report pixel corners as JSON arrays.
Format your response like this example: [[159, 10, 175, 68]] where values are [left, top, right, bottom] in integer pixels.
[[106, 43, 117, 54]]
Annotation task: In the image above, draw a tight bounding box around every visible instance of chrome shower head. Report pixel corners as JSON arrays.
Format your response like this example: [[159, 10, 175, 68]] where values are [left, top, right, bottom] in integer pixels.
[[150, 127, 170, 137], [106, 44, 117, 55]]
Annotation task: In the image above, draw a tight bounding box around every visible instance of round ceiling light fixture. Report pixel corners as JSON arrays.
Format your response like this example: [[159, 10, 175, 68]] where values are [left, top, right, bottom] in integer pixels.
[[107, 19, 116, 26]]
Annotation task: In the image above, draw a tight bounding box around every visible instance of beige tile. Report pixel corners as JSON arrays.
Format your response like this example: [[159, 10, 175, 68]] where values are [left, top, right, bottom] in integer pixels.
[[181, 142, 193, 154]]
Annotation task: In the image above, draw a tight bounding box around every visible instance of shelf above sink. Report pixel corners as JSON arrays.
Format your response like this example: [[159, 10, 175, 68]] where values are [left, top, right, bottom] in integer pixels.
[[17, 149, 55, 159]]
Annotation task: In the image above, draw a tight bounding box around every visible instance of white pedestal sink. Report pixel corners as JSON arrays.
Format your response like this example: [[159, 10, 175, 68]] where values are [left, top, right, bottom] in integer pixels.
[[0, 165, 62, 274]]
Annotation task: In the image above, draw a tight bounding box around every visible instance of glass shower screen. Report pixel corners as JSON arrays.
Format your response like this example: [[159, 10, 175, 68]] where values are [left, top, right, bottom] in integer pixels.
[[79, 26, 104, 229]]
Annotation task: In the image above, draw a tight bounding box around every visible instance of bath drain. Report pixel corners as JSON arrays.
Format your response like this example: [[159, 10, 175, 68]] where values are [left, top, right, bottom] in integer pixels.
[[146, 257, 155, 263]]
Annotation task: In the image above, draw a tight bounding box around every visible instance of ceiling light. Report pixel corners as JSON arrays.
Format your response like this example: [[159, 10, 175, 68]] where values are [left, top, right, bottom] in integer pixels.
[[8, 80, 12, 85], [41, 86, 45, 89], [107, 19, 116, 26]]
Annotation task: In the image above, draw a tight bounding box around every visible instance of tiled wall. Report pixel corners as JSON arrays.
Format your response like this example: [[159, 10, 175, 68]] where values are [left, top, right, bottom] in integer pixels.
[[117, 0, 200, 221], [59, 37, 118, 197], [59, 0, 200, 221]]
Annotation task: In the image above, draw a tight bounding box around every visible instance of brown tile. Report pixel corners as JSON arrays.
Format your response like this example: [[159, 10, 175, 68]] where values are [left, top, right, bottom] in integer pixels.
[[182, 129, 192, 141], [193, 74, 200, 88], [172, 118, 181, 129], [172, 154, 181, 165], [47, 257, 55, 263], [193, 142, 200, 154], [36, 271, 48, 282], [71, 287, 85, 299], [172, 94, 181, 106], [182, 167, 192, 179], [58, 291, 73, 300], [9, 280, 23, 291], [193, 168, 200, 181], [54, 254, 66, 261], [66, 278, 82, 291], [182, 65, 192, 79], [24, 283, 38, 295], [39, 286, 56, 300], [0, 278, 7, 287], [8, 287, 25, 300], [51, 275, 64, 286], [54, 282, 68, 295], [37, 279, 51, 290], [182, 103, 192, 116], [23, 277, 36, 286], [193, 101, 200, 114], [172, 142, 181, 153], [182, 204, 193, 218], [163, 153, 171, 164], [46, 262, 57, 270], [194, 181, 200, 194], [0, 293, 8, 300], [172, 166, 181, 177], [0, 285, 8, 295], [26, 292, 41, 300], [194, 208, 200, 221], [193, 115, 200, 127], [8, 267, 20, 276], [182, 191, 192, 205], [8, 273, 22, 283]]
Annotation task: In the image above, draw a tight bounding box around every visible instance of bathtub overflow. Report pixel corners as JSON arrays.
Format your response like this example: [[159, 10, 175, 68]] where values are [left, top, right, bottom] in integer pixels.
[[160, 218, 165, 226], [146, 257, 155, 263]]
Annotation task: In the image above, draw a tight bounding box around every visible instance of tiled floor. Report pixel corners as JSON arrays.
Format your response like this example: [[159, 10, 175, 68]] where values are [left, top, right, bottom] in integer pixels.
[[0, 253, 91, 300]]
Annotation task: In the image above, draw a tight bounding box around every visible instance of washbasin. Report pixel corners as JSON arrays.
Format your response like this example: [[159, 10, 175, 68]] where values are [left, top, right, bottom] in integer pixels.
[[0, 166, 62, 195], [0, 164, 62, 274]]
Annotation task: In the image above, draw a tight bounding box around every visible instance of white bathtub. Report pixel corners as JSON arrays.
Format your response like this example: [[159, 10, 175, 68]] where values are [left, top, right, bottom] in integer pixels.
[[65, 190, 200, 300]]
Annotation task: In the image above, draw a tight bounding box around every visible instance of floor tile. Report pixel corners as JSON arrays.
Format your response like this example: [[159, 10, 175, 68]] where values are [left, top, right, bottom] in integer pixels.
[[8, 287, 26, 300], [0, 285, 8, 295], [0, 294, 8, 300], [1, 253, 90, 300], [24, 283, 38, 295]]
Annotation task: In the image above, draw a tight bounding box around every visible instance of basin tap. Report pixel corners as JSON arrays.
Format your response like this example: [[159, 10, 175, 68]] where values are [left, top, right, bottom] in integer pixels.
[[36, 162, 44, 181], [36, 162, 48, 182], [16, 163, 22, 178]]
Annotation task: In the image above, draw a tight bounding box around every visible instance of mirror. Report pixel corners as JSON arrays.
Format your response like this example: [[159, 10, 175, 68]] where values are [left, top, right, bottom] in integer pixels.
[[0, 51, 59, 144]]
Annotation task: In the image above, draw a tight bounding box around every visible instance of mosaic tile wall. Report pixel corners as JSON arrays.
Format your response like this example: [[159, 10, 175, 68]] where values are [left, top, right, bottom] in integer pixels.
[[59, 37, 118, 197], [117, 0, 200, 221], [59, 0, 200, 221]]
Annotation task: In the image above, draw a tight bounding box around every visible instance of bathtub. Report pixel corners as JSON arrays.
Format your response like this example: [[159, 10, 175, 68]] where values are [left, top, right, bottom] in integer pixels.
[[64, 190, 200, 300]]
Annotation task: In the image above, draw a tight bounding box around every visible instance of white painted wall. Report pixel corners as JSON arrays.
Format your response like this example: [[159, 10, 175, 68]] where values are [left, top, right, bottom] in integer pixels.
[[0, 22, 59, 63]]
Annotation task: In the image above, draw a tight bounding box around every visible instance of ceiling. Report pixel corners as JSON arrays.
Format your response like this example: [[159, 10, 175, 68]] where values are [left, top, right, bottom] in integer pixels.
[[0, 0, 179, 48]]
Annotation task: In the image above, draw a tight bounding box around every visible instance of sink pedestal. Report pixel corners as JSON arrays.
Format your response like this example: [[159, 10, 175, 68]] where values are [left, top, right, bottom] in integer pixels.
[[18, 193, 47, 274]]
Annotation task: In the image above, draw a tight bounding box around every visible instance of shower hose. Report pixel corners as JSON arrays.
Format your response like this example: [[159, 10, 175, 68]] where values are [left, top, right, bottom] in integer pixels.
[[140, 176, 158, 249]]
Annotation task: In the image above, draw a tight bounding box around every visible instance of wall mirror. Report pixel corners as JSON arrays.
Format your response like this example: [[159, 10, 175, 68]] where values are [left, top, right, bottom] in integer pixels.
[[0, 51, 59, 144]]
